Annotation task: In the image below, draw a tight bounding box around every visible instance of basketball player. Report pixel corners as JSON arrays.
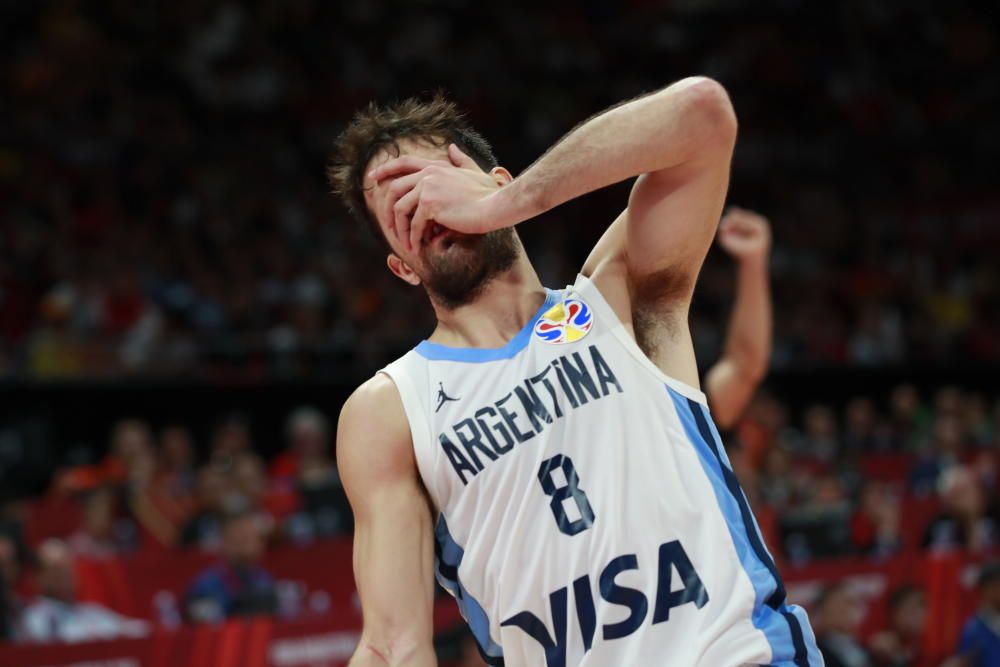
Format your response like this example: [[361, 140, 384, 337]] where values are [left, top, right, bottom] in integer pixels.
[[329, 78, 820, 666]]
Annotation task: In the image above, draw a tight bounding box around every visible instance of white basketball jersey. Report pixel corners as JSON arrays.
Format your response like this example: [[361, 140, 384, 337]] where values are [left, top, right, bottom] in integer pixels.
[[381, 275, 822, 667]]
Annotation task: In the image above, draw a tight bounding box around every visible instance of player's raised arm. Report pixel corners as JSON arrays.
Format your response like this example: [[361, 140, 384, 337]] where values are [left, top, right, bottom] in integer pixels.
[[370, 76, 736, 285], [338, 375, 437, 667], [704, 208, 773, 430], [526, 76, 736, 289]]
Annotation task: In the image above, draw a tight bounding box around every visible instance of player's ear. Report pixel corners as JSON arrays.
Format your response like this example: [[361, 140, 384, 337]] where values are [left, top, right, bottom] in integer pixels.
[[386, 253, 421, 286], [491, 166, 513, 187]]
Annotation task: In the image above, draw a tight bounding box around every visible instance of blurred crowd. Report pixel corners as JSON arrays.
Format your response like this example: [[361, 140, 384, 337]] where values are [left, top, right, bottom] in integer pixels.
[[2, 1, 998, 381], [734, 384, 1000, 564], [808, 566, 1000, 667], [0, 404, 350, 642], [732, 383, 1000, 665]]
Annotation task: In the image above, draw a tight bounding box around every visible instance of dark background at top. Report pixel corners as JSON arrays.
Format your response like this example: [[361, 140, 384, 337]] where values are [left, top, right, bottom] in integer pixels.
[[1, 0, 997, 385]]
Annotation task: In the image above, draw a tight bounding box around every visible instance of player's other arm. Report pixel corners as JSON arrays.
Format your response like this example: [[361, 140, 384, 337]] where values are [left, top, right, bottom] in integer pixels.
[[704, 208, 773, 430], [338, 375, 437, 667]]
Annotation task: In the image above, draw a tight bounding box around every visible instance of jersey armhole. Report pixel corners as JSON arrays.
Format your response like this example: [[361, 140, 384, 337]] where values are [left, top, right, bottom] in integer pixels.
[[378, 361, 441, 510], [571, 273, 709, 406]]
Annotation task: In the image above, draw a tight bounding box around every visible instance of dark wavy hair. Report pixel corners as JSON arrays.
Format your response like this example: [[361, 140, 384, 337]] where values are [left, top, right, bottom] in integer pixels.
[[327, 93, 498, 250]]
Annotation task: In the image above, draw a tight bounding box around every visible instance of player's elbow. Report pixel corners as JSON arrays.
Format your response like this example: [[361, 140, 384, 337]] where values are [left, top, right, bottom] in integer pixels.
[[735, 354, 769, 388], [677, 76, 737, 147], [351, 634, 433, 667]]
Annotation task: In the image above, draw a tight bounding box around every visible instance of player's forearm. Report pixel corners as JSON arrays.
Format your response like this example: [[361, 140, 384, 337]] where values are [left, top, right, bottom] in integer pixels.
[[721, 257, 772, 381], [492, 77, 736, 226]]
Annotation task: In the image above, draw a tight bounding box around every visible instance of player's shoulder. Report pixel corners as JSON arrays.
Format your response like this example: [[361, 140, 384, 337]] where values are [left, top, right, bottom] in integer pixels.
[[340, 373, 406, 434], [337, 373, 414, 477], [345, 371, 398, 404]]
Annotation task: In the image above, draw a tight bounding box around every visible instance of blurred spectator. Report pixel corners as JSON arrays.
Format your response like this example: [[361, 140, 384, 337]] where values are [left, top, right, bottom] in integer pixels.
[[844, 398, 891, 454], [936, 389, 965, 421], [270, 407, 329, 481], [868, 585, 927, 667], [923, 466, 999, 553], [911, 416, 967, 496], [179, 448, 274, 554], [801, 404, 841, 464], [185, 511, 277, 623], [181, 465, 230, 552], [782, 472, 852, 563], [123, 440, 178, 549], [759, 445, 797, 509], [955, 561, 1000, 667], [130, 425, 199, 543], [156, 425, 197, 495], [888, 385, 928, 452], [275, 407, 352, 542], [233, 453, 267, 509], [813, 582, 872, 667], [0, 534, 24, 641], [963, 394, 995, 450], [850, 481, 902, 558], [232, 453, 279, 542], [209, 414, 252, 472], [101, 419, 155, 485], [66, 486, 133, 559], [20, 539, 148, 643]]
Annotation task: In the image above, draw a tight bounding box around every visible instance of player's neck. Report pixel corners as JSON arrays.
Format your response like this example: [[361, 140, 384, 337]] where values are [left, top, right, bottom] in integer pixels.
[[428, 258, 545, 349]]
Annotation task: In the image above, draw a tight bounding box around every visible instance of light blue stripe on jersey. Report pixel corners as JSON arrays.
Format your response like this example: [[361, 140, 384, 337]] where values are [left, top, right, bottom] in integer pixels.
[[786, 604, 822, 666], [667, 387, 821, 667], [696, 398, 823, 667], [414, 289, 561, 363], [435, 515, 505, 665]]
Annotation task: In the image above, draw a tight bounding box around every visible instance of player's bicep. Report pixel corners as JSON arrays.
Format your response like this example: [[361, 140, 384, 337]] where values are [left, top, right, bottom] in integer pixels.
[[338, 377, 437, 664]]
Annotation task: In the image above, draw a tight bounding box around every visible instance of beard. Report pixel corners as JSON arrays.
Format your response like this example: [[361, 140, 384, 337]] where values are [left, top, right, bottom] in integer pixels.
[[421, 227, 520, 309]]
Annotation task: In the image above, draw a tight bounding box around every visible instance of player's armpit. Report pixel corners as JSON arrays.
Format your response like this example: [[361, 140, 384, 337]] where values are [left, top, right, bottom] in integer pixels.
[[338, 375, 438, 667], [582, 79, 736, 297]]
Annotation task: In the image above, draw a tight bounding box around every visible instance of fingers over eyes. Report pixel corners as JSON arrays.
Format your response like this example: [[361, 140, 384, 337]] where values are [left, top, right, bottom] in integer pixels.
[[370, 157, 450, 182], [382, 171, 424, 229], [410, 203, 433, 252], [393, 182, 423, 246]]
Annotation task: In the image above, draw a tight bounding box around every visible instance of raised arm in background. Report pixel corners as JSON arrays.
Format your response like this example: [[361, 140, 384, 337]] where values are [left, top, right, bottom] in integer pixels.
[[338, 376, 437, 667], [704, 207, 773, 430]]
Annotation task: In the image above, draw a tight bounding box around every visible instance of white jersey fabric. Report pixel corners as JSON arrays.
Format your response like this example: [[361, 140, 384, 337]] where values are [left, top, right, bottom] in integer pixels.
[[381, 274, 821, 667]]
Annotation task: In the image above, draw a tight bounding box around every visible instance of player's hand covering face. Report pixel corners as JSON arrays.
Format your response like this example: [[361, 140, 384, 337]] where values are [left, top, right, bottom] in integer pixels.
[[365, 142, 520, 309], [369, 144, 505, 252]]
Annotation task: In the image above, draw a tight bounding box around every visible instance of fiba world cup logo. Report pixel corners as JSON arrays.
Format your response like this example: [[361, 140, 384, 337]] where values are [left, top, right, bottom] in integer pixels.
[[533, 298, 594, 344]]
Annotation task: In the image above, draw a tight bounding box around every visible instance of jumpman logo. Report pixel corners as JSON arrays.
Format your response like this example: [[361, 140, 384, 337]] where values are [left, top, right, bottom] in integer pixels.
[[435, 382, 460, 413]]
